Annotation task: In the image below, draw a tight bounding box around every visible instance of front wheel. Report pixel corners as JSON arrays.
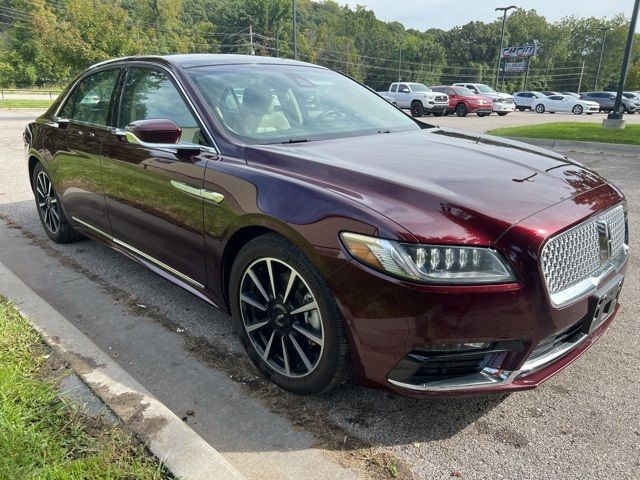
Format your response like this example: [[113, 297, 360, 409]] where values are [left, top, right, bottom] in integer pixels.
[[572, 105, 583, 115], [229, 233, 350, 395], [455, 103, 468, 117], [410, 101, 424, 117], [32, 163, 83, 243]]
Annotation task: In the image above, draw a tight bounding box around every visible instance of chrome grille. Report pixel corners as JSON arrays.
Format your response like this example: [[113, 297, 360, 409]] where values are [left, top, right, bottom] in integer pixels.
[[435, 95, 448, 102], [541, 205, 626, 296]]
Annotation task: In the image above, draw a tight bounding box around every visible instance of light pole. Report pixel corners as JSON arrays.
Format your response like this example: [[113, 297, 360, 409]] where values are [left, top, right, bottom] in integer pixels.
[[398, 43, 404, 82], [292, 0, 297, 60], [495, 5, 517, 90], [606, 0, 640, 125], [594, 27, 610, 90]]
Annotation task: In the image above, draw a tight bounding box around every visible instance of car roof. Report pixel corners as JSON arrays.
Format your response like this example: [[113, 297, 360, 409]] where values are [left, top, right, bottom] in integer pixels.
[[88, 54, 321, 70]]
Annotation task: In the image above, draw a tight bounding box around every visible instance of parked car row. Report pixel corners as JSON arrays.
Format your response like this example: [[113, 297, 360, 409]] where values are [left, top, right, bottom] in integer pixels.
[[378, 82, 516, 117], [513, 90, 640, 115]]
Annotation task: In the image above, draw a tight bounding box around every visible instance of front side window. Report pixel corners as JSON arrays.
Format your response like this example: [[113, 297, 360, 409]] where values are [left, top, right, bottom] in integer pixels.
[[69, 69, 120, 126], [188, 64, 419, 145], [119, 68, 202, 144], [398, 84, 410, 93]]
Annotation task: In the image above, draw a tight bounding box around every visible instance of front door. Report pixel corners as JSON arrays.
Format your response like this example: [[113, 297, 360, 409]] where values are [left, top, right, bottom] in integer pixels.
[[101, 66, 215, 289]]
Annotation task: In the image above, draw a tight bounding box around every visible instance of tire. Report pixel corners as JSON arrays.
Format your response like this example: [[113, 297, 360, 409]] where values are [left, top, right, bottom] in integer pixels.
[[535, 104, 545, 114], [455, 103, 468, 117], [572, 105, 583, 115], [477, 113, 488, 117], [497, 112, 509, 116], [517, 107, 526, 111], [587, 113, 593, 115], [229, 233, 350, 395], [32, 163, 83, 243], [410, 101, 423, 117], [432, 111, 444, 117]]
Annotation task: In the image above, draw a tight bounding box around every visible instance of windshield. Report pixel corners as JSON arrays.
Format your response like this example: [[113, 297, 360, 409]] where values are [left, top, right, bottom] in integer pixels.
[[476, 84, 496, 94], [187, 64, 420, 144], [453, 87, 475, 96], [410, 84, 431, 92]]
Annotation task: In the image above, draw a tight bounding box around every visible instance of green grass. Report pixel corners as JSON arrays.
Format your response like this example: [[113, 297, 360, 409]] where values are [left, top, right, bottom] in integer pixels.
[[489, 122, 640, 146], [0, 296, 169, 479], [0, 99, 53, 109]]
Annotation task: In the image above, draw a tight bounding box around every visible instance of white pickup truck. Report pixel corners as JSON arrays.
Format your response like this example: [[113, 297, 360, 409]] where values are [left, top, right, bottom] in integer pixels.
[[378, 82, 449, 117]]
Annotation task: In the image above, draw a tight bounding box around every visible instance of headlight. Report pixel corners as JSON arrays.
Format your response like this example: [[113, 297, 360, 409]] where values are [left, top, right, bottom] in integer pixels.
[[340, 232, 515, 284]]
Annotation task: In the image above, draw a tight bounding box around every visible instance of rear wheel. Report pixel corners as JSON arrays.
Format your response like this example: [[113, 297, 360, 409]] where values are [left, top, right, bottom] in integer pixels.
[[477, 112, 488, 117], [32, 163, 83, 243], [229, 233, 350, 395], [455, 103, 468, 117], [572, 105, 583, 115], [432, 111, 444, 117], [535, 104, 545, 114], [410, 101, 424, 117], [497, 112, 509, 116], [517, 106, 526, 111]]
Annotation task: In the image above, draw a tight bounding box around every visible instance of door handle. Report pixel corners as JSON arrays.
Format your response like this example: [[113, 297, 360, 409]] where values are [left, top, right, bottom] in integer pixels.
[[170, 180, 224, 204]]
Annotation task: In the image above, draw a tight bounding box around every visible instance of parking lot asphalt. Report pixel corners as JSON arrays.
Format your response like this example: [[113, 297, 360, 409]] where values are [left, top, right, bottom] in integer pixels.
[[1, 109, 639, 479]]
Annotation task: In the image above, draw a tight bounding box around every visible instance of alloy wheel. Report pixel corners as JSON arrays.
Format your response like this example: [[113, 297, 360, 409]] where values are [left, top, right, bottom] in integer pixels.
[[535, 104, 545, 113], [35, 171, 61, 234], [239, 257, 324, 378], [573, 105, 583, 115]]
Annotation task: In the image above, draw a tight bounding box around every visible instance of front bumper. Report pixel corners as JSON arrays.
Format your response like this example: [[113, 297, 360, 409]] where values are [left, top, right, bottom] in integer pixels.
[[425, 103, 449, 112], [492, 102, 516, 112], [326, 192, 627, 398]]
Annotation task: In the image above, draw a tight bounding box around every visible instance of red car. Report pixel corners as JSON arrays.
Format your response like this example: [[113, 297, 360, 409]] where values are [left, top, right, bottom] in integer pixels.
[[432, 85, 493, 117], [24, 55, 628, 398]]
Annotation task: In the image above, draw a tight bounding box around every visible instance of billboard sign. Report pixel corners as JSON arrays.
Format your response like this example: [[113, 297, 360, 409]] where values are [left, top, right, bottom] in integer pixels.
[[504, 61, 527, 74], [501, 44, 537, 58]]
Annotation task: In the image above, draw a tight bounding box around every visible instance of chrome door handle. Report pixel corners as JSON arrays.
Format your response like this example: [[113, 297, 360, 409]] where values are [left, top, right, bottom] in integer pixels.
[[170, 180, 224, 204]]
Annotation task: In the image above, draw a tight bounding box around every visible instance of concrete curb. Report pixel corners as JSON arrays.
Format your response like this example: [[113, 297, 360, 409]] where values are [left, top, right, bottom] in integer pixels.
[[0, 261, 246, 480], [504, 136, 640, 156]]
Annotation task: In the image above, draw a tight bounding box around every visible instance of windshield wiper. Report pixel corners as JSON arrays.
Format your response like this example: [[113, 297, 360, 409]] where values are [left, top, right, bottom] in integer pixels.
[[281, 138, 310, 144]]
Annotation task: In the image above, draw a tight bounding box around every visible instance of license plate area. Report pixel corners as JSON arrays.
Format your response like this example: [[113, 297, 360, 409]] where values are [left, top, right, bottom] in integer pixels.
[[584, 278, 624, 334]]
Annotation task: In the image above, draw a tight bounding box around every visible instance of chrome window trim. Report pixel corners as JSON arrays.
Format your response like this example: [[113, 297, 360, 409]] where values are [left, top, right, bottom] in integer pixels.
[[54, 61, 221, 154], [72, 216, 205, 289]]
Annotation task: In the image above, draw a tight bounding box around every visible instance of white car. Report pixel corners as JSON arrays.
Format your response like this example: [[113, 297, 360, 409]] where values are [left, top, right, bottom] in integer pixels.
[[513, 91, 546, 111], [453, 83, 515, 115], [533, 94, 600, 115]]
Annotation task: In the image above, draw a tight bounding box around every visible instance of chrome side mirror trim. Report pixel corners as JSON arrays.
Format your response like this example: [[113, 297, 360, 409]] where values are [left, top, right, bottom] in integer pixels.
[[112, 128, 217, 154]]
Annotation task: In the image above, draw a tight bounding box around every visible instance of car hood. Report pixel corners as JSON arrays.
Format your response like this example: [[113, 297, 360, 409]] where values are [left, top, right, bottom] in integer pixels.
[[466, 95, 492, 103], [246, 128, 607, 245]]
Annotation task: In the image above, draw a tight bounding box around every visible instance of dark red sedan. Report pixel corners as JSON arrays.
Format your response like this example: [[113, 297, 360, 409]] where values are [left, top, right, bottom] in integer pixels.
[[431, 85, 493, 117], [25, 55, 628, 397]]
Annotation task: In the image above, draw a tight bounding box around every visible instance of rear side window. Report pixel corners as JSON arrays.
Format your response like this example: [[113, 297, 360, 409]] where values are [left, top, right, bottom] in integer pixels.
[[119, 68, 202, 144], [70, 69, 120, 126]]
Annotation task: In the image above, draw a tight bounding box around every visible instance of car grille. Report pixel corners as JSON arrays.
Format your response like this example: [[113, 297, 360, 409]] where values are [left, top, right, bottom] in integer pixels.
[[435, 95, 448, 102], [541, 205, 626, 297]]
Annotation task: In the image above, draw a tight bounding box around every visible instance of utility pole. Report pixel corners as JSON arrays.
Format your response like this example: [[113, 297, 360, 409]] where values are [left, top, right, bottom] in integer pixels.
[[606, 0, 639, 126], [544, 60, 551, 89], [249, 24, 255, 55], [276, 29, 280, 57], [523, 57, 530, 91], [495, 5, 517, 90], [398, 43, 403, 81], [577, 60, 585, 93], [594, 27, 610, 90], [292, 0, 298, 60]]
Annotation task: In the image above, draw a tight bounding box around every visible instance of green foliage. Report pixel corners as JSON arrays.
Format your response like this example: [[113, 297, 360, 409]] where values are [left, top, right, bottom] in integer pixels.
[[0, 0, 636, 92], [490, 122, 640, 146], [0, 297, 167, 479]]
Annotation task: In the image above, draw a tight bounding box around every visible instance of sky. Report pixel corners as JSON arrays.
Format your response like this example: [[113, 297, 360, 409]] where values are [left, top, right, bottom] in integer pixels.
[[335, 1, 640, 32]]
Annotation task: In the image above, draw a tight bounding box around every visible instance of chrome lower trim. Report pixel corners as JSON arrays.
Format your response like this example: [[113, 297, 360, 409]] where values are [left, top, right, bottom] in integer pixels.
[[72, 216, 205, 289], [519, 334, 587, 374], [388, 367, 520, 392]]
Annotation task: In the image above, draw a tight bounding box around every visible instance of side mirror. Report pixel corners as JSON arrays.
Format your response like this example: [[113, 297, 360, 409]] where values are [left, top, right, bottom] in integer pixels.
[[125, 119, 181, 145]]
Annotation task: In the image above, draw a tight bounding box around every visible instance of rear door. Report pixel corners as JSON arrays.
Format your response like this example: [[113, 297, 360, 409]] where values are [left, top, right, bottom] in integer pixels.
[[395, 84, 411, 108], [101, 66, 216, 289], [49, 68, 122, 235]]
